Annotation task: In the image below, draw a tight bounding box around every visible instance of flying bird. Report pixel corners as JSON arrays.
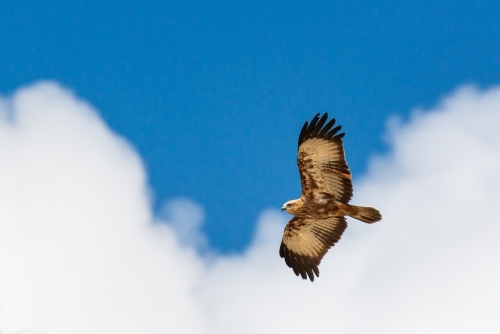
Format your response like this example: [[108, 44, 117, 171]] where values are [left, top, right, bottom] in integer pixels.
[[280, 113, 382, 281]]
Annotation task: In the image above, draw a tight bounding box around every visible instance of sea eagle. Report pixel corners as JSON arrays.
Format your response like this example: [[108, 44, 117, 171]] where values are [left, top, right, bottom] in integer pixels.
[[280, 113, 382, 281]]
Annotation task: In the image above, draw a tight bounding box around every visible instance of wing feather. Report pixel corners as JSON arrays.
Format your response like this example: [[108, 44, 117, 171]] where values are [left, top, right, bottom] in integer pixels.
[[317, 118, 336, 137], [304, 114, 320, 139], [279, 216, 347, 281], [297, 113, 353, 203], [309, 113, 328, 137]]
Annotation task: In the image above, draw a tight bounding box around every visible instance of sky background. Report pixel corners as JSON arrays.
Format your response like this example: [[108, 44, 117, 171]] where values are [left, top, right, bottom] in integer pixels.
[[1, 2, 500, 333], [2, 1, 500, 252]]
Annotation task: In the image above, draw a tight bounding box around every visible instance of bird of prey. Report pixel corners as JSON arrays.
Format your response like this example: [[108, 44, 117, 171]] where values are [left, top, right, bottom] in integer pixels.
[[280, 113, 381, 281]]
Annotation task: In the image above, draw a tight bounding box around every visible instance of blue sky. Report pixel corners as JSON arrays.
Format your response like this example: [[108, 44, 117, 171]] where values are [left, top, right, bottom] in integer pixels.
[[2, 0, 500, 253]]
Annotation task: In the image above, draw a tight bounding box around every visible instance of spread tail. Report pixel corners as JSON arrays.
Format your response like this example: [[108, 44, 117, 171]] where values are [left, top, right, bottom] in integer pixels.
[[345, 205, 382, 224]]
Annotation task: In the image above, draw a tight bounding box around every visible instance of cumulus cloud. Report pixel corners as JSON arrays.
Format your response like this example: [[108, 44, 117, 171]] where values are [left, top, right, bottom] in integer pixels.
[[158, 198, 208, 250], [0, 83, 208, 334], [199, 85, 500, 333], [0, 82, 499, 334]]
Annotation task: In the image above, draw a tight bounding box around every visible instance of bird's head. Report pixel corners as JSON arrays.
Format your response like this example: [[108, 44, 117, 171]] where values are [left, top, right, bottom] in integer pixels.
[[281, 199, 301, 214]]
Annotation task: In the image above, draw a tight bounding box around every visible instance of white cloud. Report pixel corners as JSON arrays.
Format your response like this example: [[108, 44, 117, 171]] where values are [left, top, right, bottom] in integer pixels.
[[198, 85, 500, 333], [0, 82, 208, 334], [158, 198, 208, 250], [0, 82, 499, 333]]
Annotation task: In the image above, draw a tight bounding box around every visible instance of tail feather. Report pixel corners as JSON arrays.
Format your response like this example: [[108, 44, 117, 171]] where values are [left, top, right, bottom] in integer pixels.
[[346, 205, 382, 224]]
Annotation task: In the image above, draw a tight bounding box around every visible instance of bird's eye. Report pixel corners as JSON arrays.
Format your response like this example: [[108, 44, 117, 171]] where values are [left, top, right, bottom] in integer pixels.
[[287, 203, 291, 207]]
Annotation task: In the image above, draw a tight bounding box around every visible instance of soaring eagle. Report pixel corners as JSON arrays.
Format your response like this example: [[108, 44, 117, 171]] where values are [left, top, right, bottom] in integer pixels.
[[280, 113, 382, 281]]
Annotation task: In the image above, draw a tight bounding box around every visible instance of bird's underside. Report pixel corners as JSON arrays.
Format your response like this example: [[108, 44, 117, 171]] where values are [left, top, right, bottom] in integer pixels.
[[280, 113, 382, 282]]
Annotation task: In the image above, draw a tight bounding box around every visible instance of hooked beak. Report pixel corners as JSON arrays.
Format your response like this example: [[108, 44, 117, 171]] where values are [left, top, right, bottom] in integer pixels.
[[281, 206, 286, 211]]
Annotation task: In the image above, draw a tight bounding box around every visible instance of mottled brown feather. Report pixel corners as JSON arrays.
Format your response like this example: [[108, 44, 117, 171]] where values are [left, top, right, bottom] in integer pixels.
[[280, 216, 348, 281], [297, 113, 353, 203]]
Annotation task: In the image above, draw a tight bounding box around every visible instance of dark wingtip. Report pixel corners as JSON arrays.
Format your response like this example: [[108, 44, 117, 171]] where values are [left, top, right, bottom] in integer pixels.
[[281, 250, 321, 282], [298, 121, 308, 149], [298, 112, 345, 148]]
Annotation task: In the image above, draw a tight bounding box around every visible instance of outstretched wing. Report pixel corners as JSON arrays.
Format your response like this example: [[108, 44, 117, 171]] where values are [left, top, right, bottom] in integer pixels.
[[297, 113, 353, 203], [279, 216, 347, 281]]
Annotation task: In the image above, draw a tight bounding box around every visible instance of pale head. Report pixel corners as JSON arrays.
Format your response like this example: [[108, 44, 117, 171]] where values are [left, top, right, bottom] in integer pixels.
[[281, 199, 302, 215]]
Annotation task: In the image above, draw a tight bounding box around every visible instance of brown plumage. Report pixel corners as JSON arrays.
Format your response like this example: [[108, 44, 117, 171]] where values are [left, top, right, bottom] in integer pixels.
[[280, 113, 382, 281]]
